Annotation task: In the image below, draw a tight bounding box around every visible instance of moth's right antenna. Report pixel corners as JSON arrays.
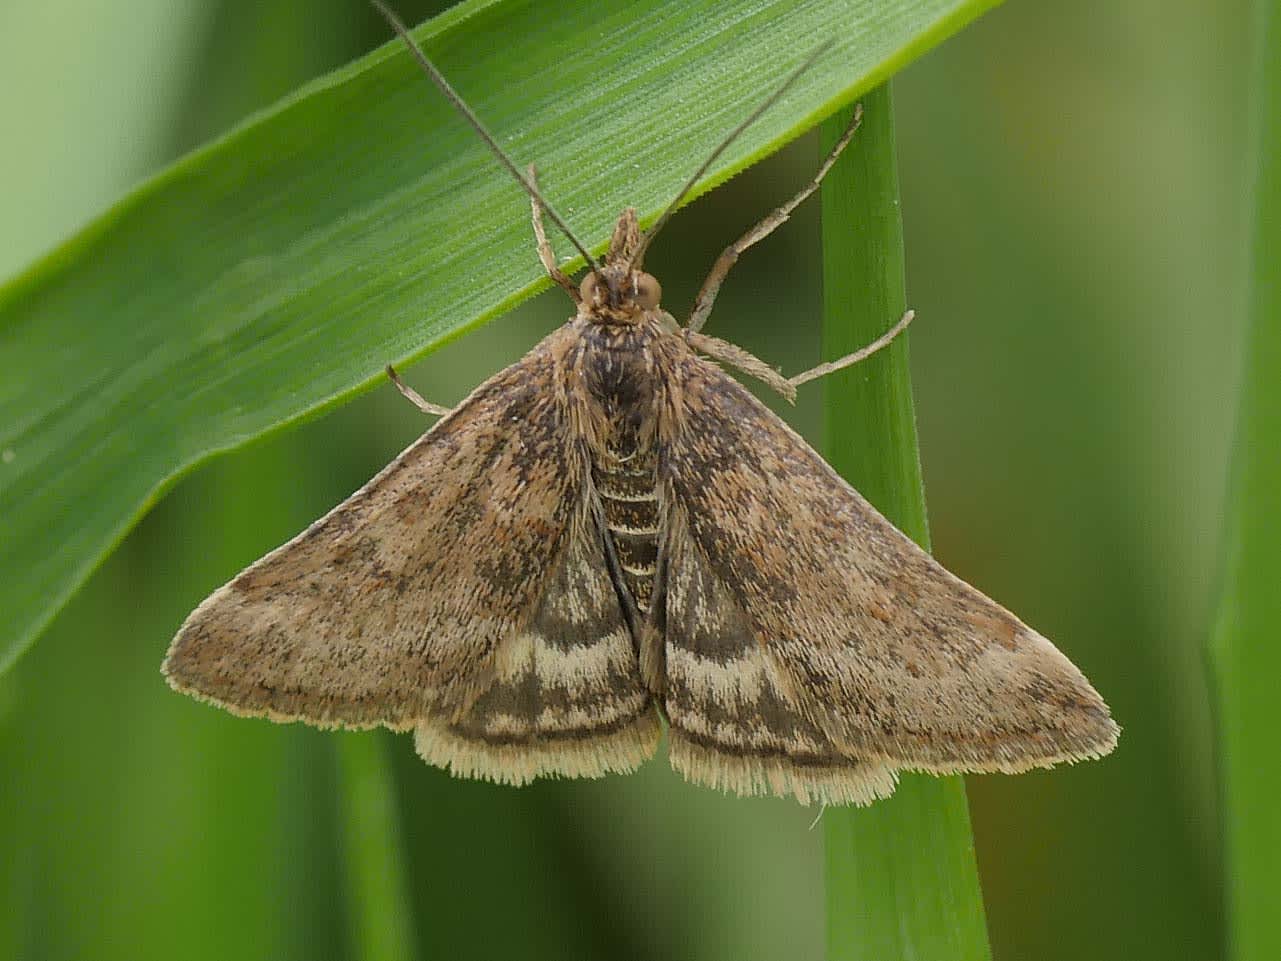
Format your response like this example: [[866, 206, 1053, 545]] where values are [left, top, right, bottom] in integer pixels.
[[371, 1, 602, 276], [628, 40, 836, 271]]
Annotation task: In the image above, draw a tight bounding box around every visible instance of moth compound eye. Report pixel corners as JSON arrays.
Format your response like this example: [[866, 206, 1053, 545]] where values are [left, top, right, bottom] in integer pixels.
[[633, 273, 662, 310], [580, 273, 604, 305]]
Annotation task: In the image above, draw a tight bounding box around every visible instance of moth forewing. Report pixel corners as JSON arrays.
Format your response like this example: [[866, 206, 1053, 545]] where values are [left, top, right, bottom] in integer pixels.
[[164, 335, 662, 780], [161, 344, 565, 726], [661, 354, 1119, 786]]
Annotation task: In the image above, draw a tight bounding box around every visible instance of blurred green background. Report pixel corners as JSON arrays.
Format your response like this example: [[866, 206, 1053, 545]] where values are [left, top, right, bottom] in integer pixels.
[[0, 1, 1248, 959]]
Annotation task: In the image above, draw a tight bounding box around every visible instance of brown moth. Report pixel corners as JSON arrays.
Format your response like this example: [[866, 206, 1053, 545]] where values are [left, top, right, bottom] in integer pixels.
[[163, 3, 1118, 805]]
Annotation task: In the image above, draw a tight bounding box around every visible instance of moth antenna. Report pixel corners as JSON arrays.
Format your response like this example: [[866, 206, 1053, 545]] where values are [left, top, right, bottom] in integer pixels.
[[628, 39, 837, 271], [371, 1, 603, 277]]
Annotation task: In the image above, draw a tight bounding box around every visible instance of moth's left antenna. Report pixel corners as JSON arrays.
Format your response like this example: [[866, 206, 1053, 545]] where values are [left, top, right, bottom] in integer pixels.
[[371, 1, 602, 276]]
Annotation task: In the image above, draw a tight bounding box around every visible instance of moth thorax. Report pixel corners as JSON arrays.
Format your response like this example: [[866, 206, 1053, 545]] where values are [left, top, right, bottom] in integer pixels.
[[593, 445, 660, 617]]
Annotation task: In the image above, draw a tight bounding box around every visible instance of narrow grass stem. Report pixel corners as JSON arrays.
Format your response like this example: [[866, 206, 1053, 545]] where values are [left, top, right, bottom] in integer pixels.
[[335, 735, 418, 961], [1211, 0, 1281, 956], [819, 85, 992, 961]]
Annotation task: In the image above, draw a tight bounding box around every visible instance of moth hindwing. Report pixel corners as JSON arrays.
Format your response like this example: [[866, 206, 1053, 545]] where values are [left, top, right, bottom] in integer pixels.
[[163, 8, 1117, 805]]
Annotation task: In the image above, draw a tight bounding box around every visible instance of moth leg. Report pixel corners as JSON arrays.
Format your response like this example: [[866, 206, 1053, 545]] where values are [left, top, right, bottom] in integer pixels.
[[528, 164, 581, 302], [787, 309, 915, 389], [385, 365, 451, 417], [686, 309, 915, 400], [685, 103, 864, 333], [684, 330, 797, 403]]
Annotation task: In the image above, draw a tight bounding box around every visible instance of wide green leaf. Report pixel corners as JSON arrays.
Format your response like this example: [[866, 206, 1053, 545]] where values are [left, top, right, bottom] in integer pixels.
[[0, 0, 1001, 668]]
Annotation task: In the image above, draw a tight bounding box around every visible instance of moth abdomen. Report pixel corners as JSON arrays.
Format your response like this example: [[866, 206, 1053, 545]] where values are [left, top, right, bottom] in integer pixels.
[[593, 450, 661, 615]]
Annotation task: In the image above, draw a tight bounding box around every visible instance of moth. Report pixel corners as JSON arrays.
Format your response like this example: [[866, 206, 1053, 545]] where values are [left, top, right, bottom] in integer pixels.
[[163, 3, 1118, 806]]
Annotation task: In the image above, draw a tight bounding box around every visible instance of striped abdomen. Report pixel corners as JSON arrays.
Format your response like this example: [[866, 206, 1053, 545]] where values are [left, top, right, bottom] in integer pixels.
[[594, 450, 660, 617]]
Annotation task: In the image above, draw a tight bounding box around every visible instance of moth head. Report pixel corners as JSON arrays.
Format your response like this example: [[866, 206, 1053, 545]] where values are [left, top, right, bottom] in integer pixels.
[[578, 207, 663, 319], [579, 267, 663, 318]]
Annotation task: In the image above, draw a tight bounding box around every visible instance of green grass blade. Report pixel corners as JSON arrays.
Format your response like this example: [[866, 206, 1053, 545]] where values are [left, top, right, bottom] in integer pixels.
[[335, 734, 418, 961], [1211, 0, 1281, 957], [820, 87, 992, 959], [0, 0, 1003, 670]]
